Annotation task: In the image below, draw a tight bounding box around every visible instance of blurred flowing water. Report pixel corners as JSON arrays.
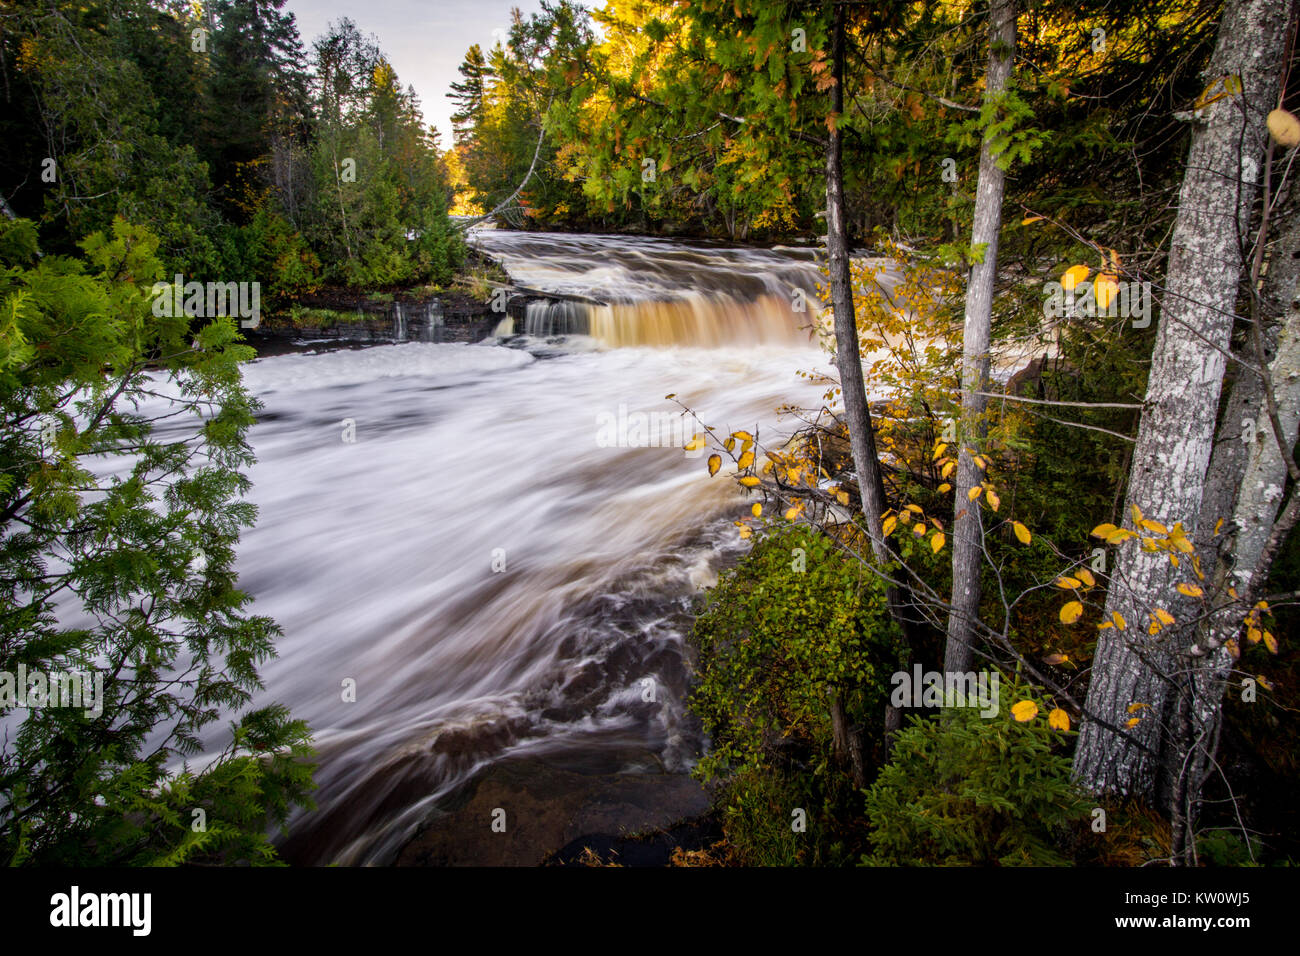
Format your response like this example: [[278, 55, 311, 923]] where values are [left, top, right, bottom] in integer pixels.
[[217, 232, 844, 864]]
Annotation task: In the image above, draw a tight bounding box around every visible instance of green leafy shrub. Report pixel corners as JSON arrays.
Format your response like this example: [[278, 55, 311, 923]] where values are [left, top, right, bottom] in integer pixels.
[[862, 685, 1088, 866], [689, 524, 907, 864]]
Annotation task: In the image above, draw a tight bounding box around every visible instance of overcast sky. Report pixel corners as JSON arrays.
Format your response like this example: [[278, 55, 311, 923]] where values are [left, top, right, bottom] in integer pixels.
[[284, 0, 573, 145]]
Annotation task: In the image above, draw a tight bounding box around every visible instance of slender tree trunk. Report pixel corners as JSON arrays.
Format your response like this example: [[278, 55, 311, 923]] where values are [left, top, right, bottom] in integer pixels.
[[824, 6, 911, 780], [944, 0, 1015, 675], [1072, 0, 1290, 803], [826, 4, 890, 563]]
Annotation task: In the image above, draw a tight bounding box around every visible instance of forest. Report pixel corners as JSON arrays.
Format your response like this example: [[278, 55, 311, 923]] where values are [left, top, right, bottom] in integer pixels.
[[1, 0, 1298, 876]]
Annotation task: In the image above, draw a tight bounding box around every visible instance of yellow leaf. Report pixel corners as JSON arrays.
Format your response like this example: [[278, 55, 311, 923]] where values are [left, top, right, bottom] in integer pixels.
[[1214, 518, 1225, 535], [751, 503, 762, 517], [1247, 626, 1262, 644], [1059, 600, 1084, 624], [1056, 576, 1081, 589], [1048, 708, 1071, 732], [986, 488, 1001, 511], [732, 430, 753, 442], [684, 436, 705, 452], [941, 461, 956, 479], [1076, 568, 1096, 587], [835, 490, 849, 506], [739, 476, 760, 487], [1140, 518, 1168, 534], [905, 504, 923, 514], [1264, 631, 1279, 654], [883, 515, 898, 535], [931, 532, 945, 554], [738, 525, 752, 540], [1130, 503, 1143, 525], [1091, 523, 1118, 538], [1176, 582, 1203, 597], [1021, 215, 1045, 225], [737, 451, 755, 469], [1106, 528, 1137, 545], [1062, 264, 1091, 291], [784, 505, 801, 521], [1111, 610, 1127, 630], [1155, 607, 1175, 626], [912, 522, 926, 536], [1257, 674, 1274, 691], [1226, 638, 1240, 659], [968, 486, 983, 502], [707, 454, 721, 477], [1127, 702, 1147, 713], [1125, 717, 1140, 728], [1013, 521, 1031, 544], [1011, 700, 1038, 722], [933, 442, 948, 460], [938, 483, 952, 494], [1095, 273, 1119, 309], [724, 437, 736, 453]]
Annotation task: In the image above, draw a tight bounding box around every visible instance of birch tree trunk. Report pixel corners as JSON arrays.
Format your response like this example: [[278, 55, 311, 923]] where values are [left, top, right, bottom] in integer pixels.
[[944, 0, 1015, 675], [1072, 0, 1291, 802], [1176, 176, 1300, 860]]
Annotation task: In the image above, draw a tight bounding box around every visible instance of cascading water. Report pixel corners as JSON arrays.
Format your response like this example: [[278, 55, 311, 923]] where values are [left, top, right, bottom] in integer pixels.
[[197, 231, 852, 865], [477, 230, 832, 348]]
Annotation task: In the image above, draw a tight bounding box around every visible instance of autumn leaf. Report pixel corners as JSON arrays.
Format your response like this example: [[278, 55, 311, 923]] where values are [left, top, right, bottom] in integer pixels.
[[1048, 708, 1071, 732], [1125, 717, 1140, 729], [1056, 576, 1081, 589], [1062, 264, 1090, 291], [1059, 600, 1084, 624], [882, 515, 898, 536], [1013, 521, 1031, 544], [1095, 273, 1119, 309], [985, 488, 1001, 511], [1091, 523, 1118, 539], [1176, 582, 1203, 597], [931, 532, 945, 554], [751, 502, 762, 517], [707, 454, 721, 477], [967, 486, 983, 502], [737, 450, 755, 469], [739, 476, 760, 487], [912, 522, 926, 536], [1011, 700, 1038, 722], [1076, 568, 1096, 588], [835, 490, 850, 506], [938, 483, 952, 494], [1264, 631, 1279, 654], [1043, 652, 1069, 665]]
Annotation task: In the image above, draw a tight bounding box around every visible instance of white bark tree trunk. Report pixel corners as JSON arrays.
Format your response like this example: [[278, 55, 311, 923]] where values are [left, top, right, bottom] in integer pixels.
[[1072, 0, 1291, 801], [945, 0, 1015, 675]]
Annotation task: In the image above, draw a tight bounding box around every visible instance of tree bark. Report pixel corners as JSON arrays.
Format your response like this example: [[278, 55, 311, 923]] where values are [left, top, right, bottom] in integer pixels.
[[944, 0, 1015, 675], [1072, 0, 1291, 803], [826, 4, 891, 563]]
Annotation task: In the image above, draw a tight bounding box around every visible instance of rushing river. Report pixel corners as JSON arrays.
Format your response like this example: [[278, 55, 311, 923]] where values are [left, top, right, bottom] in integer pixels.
[[217, 232, 845, 864]]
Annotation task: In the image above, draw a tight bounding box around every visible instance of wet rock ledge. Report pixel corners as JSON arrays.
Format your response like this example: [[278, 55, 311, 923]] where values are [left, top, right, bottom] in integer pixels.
[[395, 756, 714, 867]]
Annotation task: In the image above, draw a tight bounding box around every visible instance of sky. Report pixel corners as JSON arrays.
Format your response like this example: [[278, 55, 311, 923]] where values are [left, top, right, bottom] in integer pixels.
[[283, 0, 580, 146]]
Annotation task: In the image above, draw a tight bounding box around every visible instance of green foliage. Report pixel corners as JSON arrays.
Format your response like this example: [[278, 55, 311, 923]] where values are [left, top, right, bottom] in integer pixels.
[[690, 524, 906, 783], [0, 218, 315, 866], [863, 686, 1088, 866]]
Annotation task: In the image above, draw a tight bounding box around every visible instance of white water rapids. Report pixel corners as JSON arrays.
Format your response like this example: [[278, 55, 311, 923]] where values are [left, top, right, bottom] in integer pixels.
[[228, 232, 845, 864]]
